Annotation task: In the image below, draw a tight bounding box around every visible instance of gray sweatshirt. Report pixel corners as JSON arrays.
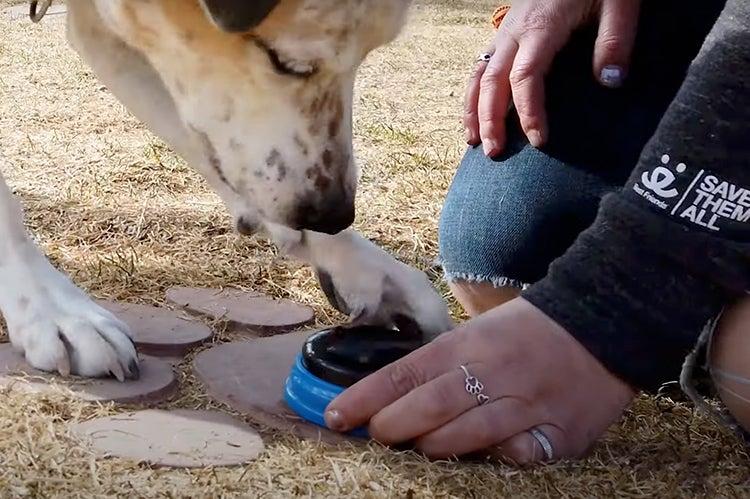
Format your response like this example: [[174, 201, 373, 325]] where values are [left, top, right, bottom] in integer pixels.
[[523, 0, 750, 391]]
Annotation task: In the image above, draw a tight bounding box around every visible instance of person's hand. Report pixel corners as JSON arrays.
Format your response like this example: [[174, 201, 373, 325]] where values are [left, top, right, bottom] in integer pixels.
[[324, 298, 636, 463], [465, 0, 641, 156]]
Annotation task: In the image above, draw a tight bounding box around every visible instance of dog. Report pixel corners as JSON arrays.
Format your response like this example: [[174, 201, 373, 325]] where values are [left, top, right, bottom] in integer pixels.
[[0, 0, 453, 381]]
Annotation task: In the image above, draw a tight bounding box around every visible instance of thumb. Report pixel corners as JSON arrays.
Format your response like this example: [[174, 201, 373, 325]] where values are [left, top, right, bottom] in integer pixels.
[[594, 0, 641, 88]]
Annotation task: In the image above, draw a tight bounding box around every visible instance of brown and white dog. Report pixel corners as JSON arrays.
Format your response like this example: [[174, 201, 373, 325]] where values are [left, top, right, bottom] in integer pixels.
[[0, 0, 452, 380]]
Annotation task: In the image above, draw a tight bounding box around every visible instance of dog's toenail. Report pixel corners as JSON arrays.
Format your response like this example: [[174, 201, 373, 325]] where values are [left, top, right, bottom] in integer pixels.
[[128, 359, 141, 380]]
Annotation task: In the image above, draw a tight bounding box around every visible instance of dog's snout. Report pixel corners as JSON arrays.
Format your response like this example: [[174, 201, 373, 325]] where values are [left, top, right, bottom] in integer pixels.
[[236, 216, 257, 236], [295, 198, 355, 235]]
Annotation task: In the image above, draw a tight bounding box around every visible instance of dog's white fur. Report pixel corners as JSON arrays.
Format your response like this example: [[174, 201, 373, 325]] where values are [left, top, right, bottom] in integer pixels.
[[0, 0, 452, 379]]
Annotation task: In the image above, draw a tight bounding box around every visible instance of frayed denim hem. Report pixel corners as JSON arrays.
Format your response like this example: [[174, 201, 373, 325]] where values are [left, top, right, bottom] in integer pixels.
[[680, 312, 750, 444], [442, 270, 531, 291]]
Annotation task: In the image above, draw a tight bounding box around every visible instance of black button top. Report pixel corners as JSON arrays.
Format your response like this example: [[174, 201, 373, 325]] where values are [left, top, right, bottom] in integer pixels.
[[301, 325, 425, 388]]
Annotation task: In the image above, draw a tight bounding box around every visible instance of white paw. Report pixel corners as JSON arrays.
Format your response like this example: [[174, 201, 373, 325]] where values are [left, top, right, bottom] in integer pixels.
[[310, 233, 454, 338], [0, 254, 139, 380]]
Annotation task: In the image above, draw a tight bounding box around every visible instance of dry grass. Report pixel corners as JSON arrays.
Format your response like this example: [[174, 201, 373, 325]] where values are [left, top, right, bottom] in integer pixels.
[[0, 1, 749, 497]]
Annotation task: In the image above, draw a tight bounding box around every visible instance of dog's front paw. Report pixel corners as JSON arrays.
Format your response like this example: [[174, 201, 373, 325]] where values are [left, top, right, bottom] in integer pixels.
[[1, 259, 139, 380], [314, 238, 454, 338]]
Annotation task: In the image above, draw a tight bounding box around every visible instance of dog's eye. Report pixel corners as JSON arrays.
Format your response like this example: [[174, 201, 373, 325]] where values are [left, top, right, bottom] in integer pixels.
[[251, 37, 318, 78]]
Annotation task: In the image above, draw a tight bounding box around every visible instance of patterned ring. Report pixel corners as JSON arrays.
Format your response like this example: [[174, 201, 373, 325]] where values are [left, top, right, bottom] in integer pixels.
[[476, 53, 493, 64], [460, 365, 490, 406], [529, 428, 554, 461]]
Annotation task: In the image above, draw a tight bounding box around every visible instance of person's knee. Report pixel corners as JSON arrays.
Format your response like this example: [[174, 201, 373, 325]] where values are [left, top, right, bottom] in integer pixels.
[[710, 297, 750, 433], [440, 148, 546, 289]]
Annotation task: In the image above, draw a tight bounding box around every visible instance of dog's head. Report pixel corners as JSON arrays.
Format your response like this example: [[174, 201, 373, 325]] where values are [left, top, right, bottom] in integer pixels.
[[93, 0, 410, 235]]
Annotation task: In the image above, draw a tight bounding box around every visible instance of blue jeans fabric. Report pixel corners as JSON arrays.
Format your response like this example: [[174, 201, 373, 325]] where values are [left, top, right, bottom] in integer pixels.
[[439, 145, 616, 287], [438, 0, 726, 288]]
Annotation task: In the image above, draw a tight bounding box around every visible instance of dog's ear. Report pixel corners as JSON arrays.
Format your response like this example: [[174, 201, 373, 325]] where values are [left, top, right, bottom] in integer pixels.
[[199, 0, 280, 32]]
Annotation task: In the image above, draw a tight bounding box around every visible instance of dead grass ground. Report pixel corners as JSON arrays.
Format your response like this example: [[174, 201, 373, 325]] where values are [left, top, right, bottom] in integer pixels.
[[0, 1, 749, 497]]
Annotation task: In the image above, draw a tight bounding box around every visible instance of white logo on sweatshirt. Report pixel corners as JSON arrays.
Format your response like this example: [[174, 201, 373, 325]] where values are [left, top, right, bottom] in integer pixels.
[[640, 155, 686, 198], [633, 154, 750, 233]]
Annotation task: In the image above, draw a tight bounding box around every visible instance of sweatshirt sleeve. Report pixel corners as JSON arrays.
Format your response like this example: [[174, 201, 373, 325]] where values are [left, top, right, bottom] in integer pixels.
[[522, 0, 750, 392]]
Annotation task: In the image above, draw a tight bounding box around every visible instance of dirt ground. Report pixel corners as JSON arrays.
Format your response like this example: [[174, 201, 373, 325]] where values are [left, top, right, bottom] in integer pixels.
[[0, 1, 749, 497]]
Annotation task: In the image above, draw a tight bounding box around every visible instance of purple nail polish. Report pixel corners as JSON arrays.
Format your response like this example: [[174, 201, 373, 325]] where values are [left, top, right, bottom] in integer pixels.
[[600, 65, 624, 88]]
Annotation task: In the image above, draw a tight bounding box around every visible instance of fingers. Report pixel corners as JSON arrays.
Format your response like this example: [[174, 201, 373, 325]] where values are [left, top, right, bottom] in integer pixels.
[[369, 364, 494, 444], [495, 424, 565, 465], [508, 34, 560, 148], [463, 53, 490, 145], [414, 397, 533, 459], [477, 24, 569, 153], [594, 0, 641, 88], [325, 338, 459, 432], [477, 33, 518, 156]]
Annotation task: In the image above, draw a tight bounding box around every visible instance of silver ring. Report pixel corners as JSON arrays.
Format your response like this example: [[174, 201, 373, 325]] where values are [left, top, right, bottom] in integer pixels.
[[460, 365, 490, 406], [529, 428, 554, 461], [476, 53, 492, 64]]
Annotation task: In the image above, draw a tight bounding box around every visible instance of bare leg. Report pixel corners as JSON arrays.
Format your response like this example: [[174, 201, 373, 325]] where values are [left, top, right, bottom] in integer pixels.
[[710, 297, 750, 433], [449, 281, 521, 317]]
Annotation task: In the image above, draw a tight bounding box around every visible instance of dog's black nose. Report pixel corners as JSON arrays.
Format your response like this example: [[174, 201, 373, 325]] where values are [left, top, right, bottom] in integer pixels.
[[296, 202, 355, 235], [236, 216, 257, 236]]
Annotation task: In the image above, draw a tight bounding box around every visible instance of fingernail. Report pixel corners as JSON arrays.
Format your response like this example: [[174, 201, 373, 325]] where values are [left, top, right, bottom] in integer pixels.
[[482, 139, 499, 157], [465, 129, 475, 144], [324, 410, 347, 432], [527, 129, 544, 148], [600, 65, 624, 88]]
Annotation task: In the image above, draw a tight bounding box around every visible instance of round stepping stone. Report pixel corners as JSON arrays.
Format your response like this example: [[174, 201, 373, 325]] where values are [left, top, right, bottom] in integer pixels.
[[97, 300, 213, 357], [0, 344, 177, 404], [194, 332, 354, 444], [167, 287, 314, 333], [71, 409, 265, 468]]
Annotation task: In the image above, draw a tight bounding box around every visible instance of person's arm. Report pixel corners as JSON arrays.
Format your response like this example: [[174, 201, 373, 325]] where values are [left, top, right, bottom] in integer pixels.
[[523, 0, 750, 392]]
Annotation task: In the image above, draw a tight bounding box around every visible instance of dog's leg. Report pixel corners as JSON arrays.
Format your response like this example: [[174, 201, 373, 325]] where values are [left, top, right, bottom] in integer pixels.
[[0, 171, 138, 379], [66, 2, 451, 338], [268, 224, 454, 338]]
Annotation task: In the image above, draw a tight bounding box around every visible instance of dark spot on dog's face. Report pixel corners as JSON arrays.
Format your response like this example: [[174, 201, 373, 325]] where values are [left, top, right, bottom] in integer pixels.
[[18, 296, 29, 311], [266, 149, 282, 168], [265, 148, 289, 182], [220, 96, 234, 122], [190, 126, 236, 192], [294, 134, 309, 157], [322, 149, 334, 172], [229, 138, 242, 151], [314, 172, 331, 191], [305, 164, 332, 192], [181, 29, 196, 43], [328, 117, 341, 139]]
